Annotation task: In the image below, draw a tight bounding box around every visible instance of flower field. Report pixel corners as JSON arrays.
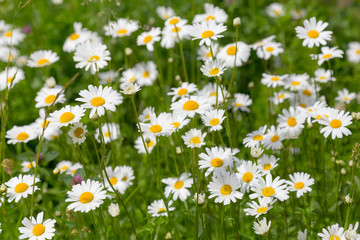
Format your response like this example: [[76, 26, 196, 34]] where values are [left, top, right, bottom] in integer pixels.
[[0, 0, 360, 239]]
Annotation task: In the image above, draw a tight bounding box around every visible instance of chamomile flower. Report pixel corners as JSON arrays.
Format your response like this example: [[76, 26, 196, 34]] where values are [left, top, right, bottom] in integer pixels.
[[314, 68, 335, 83], [27, 50, 59, 68], [68, 163, 83, 176], [99, 70, 119, 85], [5, 174, 40, 203], [199, 146, 232, 177], [250, 174, 289, 201], [347, 42, 360, 63], [120, 82, 141, 95], [261, 73, 287, 88], [76, 85, 123, 118], [171, 96, 212, 118], [197, 43, 219, 61], [189, 20, 227, 46], [253, 217, 271, 235], [201, 109, 226, 132], [0, 66, 25, 91], [170, 112, 190, 131], [120, 68, 137, 85], [135, 61, 158, 86], [345, 222, 360, 240], [314, 46, 344, 66], [74, 41, 111, 75], [140, 112, 172, 137], [168, 82, 198, 102], [156, 6, 175, 20], [295, 17, 333, 48], [335, 88, 356, 104], [236, 160, 262, 192], [18, 212, 56, 240], [139, 106, 155, 122], [21, 161, 36, 173], [63, 22, 91, 52], [257, 41, 284, 60], [162, 173, 193, 201], [257, 155, 279, 175], [35, 86, 65, 108], [233, 93, 252, 112], [266, 3, 285, 17], [136, 27, 161, 52], [182, 128, 207, 148], [193, 3, 228, 24], [6, 125, 37, 145], [48, 105, 85, 128], [262, 125, 285, 150], [287, 172, 314, 198], [244, 197, 275, 218], [104, 18, 139, 38], [95, 123, 120, 143], [56, 160, 73, 174], [66, 179, 107, 213], [103, 166, 128, 194], [317, 108, 352, 139], [135, 134, 157, 154], [0, 46, 19, 63], [208, 171, 243, 205], [0, 28, 25, 46], [216, 41, 251, 68], [148, 199, 175, 217], [291, 9, 306, 20], [200, 59, 226, 77], [118, 166, 135, 188], [270, 91, 291, 105], [277, 106, 306, 138], [251, 35, 276, 50], [68, 123, 87, 144], [197, 83, 229, 105], [298, 229, 307, 240], [243, 126, 267, 148], [318, 224, 345, 240]]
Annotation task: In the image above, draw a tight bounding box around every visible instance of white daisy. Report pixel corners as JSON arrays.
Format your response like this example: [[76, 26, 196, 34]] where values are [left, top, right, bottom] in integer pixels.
[[193, 3, 228, 24], [346, 42, 360, 63], [162, 173, 193, 201], [277, 106, 306, 138], [270, 91, 291, 105], [27, 50, 59, 68], [95, 123, 120, 143], [287, 172, 314, 198], [208, 171, 243, 205], [48, 105, 85, 128], [0, 28, 25, 46], [200, 59, 227, 77], [56, 160, 73, 174], [335, 88, 356, 104], [201, 109, 226, 132], [139, 106, 155, 122], [156, 6, 175, 20], [0, 66, 25, 91], [182, 128, 207, 148], [18, 212, 56, 240], [21, 161, 36, 173], [197, 82, 229, 106], [34, 86, 65, 108], [148, 199, 175, 217], [134, 134, 157, 154], [134, 61, 158, 86], [119, 68, 137, 85], [317, 108, 352, 139], [266, 2, 285, 17], [262, 125, 285, 150], [102, 166, 129, 194], [99, 70, 119, 85], [314, 68, 335, 84], [68, 122, 87, 144], [189, 20, 227, 46], [258, 155, 279, 175], [197, 43, 219, 61], [244, 197, 275, 218], [216, 41, 251, 68], [199, 146, 233, 177], [171, 96, 212, 118], [345, 222, 360, 240], [104, 18, 139, 38], [295, 17, 333, 48], [136, 27, 161, 52], [243, 125, 267, 148], [313, 46, 344, 66], [256, 41, 284, 60], [250, 174, 289, 201], [318, 224, 345, 240], [63, 22, 91, 52], [6, 125, 38, 145], [253, 217, 271, 235], [233, 93, 252, 112], [261, 73, 287, 88], [5, 174, 40, 203], [168, 82, 198, 102], [140, 112, 173, 137], [169, 112, 190, 131], [251, 35, 276, 50], [236, 160, 262, 192]]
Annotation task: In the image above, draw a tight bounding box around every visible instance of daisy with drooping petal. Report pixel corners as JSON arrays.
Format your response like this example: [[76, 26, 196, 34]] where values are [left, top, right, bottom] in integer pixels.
[[318, 224, 345, 240], [21, 161, 36, 173], [27, 50, 59, 68], [48, 105, 85, 128], [314, 68, 335, 83], [277, 106, 306, 138], [18, 212, 56, 240], [66, 179, 107, 213], [168, 82, 198, 102], [199, 146, 232, 177], [200, 59, 226, 77], [250, 174, 289, 201], [193, 3, 228, 24], [347, 42, 360, 63], [135, 134, 157, 154], [6, 125, 37, 145], [244, 197, 275, 218], [253, 217, 271, 235], [317, 108, 352, 139], [76, 85, 123, 118], [182, 128, 207, 148], [99, 70, 119, 85], [261, 73, 287, 88], [189, 20, 227, 46], [68, 122, 87, 144], [243, 125, 267, 148], [148, 199, 175, 217], [313, 46, 344, 66], [63, 22, 91, 52], [5, 174, 40, 203], [216, 41, 251, 68], [233, 93, 252, 112], [135, 61, 158, 86], [287, 172, 314, 198], [34, 86, 65, 108], [73, 41, 111, 75], [295, 17, 333, 48], [208, 171, 243, 205], [171, 96, 212, 118], [335, 88, 356, 104], [104, 18, 139, 38], [137, 27, 161, 52], [0, 66, 25, 91], [266, 2, 285, 17], [156, 6, 175, 20], [140, 112, 172, 137], [95, 123, 120, 143], [162, 173, 193, 201], [201, 109, 226, 132], [257, 155, 279, 175], [262, 125, 285, 150], [120, 82, 141, 95], [139, 106, 155, 122], [236, 160, 262, 192], [257, 41, 284, 60]]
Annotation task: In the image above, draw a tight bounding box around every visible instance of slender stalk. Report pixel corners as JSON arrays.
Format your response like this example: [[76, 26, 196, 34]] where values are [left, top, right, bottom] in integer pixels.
[[174, 24, 189, 83]]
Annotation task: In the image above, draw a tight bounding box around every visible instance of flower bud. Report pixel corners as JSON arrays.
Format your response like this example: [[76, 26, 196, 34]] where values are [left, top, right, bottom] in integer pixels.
[[108, 203, 120, 217], [53, 168, 60, 175], [233, 17, 241, 27], [251, 147, 264, 159], [45, 77, 56, 88], [193, 193, 206, 206], [125, 48, 133, 56]]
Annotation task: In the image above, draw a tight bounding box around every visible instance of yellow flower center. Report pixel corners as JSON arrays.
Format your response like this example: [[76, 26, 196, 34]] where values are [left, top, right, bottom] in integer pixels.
[[158, 208, 166, 213], [253, 135, 263, 141], [59, 112, 75, 123], [278, 93, 285, 99], [169, 18, 179, 25], [235, 103, 243, 107], [209, 118, 220, 126], [143, 35, 153, 43], [174, 180, 184, 189], [344, 97, 349, 101], [4, 31, 12, 37], [16, 132, 29, 141], [143, 71, 150, 78], [172, 27, 181, 32], [287, 117, 297, 127], [322, 54, 332, 59], [262, 187, 275, 197], [150, 124, 162, 133], [303, 89, 312, 96], [206, 52, 212, 58], [266, 46, 274, 52], [89, 55, 100, 62], [117, 29, 128, 35], [32, 224, 45, 236], [257, 207, 268, 214], [183, 100, 199, 111], [205, 15, 215, 21], [271, 135, 279, 142], [69, 33, 79, 40], [45, 94, 56, 104], [7, 77, 14, 83], [190, 137, 201, 145], [307, 30, 319, 39], [110, 177, 118, 185], [122, 176, 127, 181], [319, 76, 326, 80], [299, 103, 306, 108], [329, 236, 340, 240], [220, 184, 232, 195], [201, 30, 214, 38], [146, 140, 154, 147], [263, 164, 271, 170], [104, 132, 111, 138], [356, 50, 360, 54], [27, 163, 33, 168], [210, 158, 223, 167], [271, 76, 280, 81], [90, 97, 105, 107], [330, 119, 341, 128], [291, 81, 300, 86], [74, 127, 84, 138], [242, 172, 253, 183], [37, 59, 50, 66], [61, 166, 68, 171], [209, 92, 217, 97], [171, 122, 180, 128], [209, 68, 220, 76], [79, 192, 94, 203], [294, 182, 304, 189], [226, 46, 236, 55], [129, 76, 136, 82], [177, 88, 188, 96], [15, 183, 29, 193]]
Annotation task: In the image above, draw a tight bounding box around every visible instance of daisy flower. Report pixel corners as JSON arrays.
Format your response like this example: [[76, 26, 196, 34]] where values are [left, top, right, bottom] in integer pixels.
[[345, 222, 360, 240], [197, 43, 219, 61], [171, 96, 212, 118], [76, 85, 123, 118], [0, 46, 19, 63], [27, 50, 59, 68], [201, 109, 226, 132], [148, 199, 175, 217], [295, 17, 333, 48], [277, 106, 306, 138], [258, 155, 279, 175], [244, 197, 275, 218], [243, 125, 267, 148], [0, 66, 25, 91], [250, 174, 289, 201], [317, 108, 352, 139], [120, 82, 141, 95], [261, 73, 287, 88], [162, 173, 193, 201], [291, 9, 306, 20], [287, 172, 314, 198], [118, 165, 135, 188], [318, 224, 345, 240], [119, 68, 137, 85], [182, 128, 207, 148], [68, 122, 87, 144], [168, 82, 198, 102], [335, 88, 356, 104], [73, 41, 111, 75], [256, 41, 284, 60], [193, 3, 228, 24], [200, 59, 226, 77], [5, 174, 40, 203], [6, 125, 37, 145], [69, 163, 83, 176], [135, 134, 157, 154], [236, 160, 262, 192], [189, 20, 227, 46], [156, 6, 175, 20], [103, 166, 128, 194], [199, 146, 233, 177], [104, 18, 139, 38], [21, 161, 36, 172], [63, 22, 91, 52], [208, 171, 243, 205], [140, 112, 173, 137], [262, 125, 285, 150], [0, 28, 25, 46], [266, 3, 285, 17], [95, 123, 120, 143], [170, 112, 190, 131], [66, 179, 107, 213], [139, 106, 155, 122], [346, 42, 360, 63], [253, 217, 271, 235], [270, 91, 291, 105], [216, 41, 251, 68], [34, 86, 65, 108], [99, 70, 119, 85], [251, 35, 276, 50], [48, 105, 85, 128], [18, 212, 56, 240], [298, 229, 307, 240], [233, 93, 252, 112], [136, 27, 161, 52], [314, 68, 335, 83], [56, 160, 73, 174], [314, 46, 344, 66], [134, 61, 158, 86], [197, 83, 229, 106]]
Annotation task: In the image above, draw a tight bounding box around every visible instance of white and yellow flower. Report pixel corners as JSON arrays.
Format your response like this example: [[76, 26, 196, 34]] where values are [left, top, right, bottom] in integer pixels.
[[27, 50, 59, 68], [5, 174, 40, 203], [48, 105, 85, 128], [18, 212, 56, 240]]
